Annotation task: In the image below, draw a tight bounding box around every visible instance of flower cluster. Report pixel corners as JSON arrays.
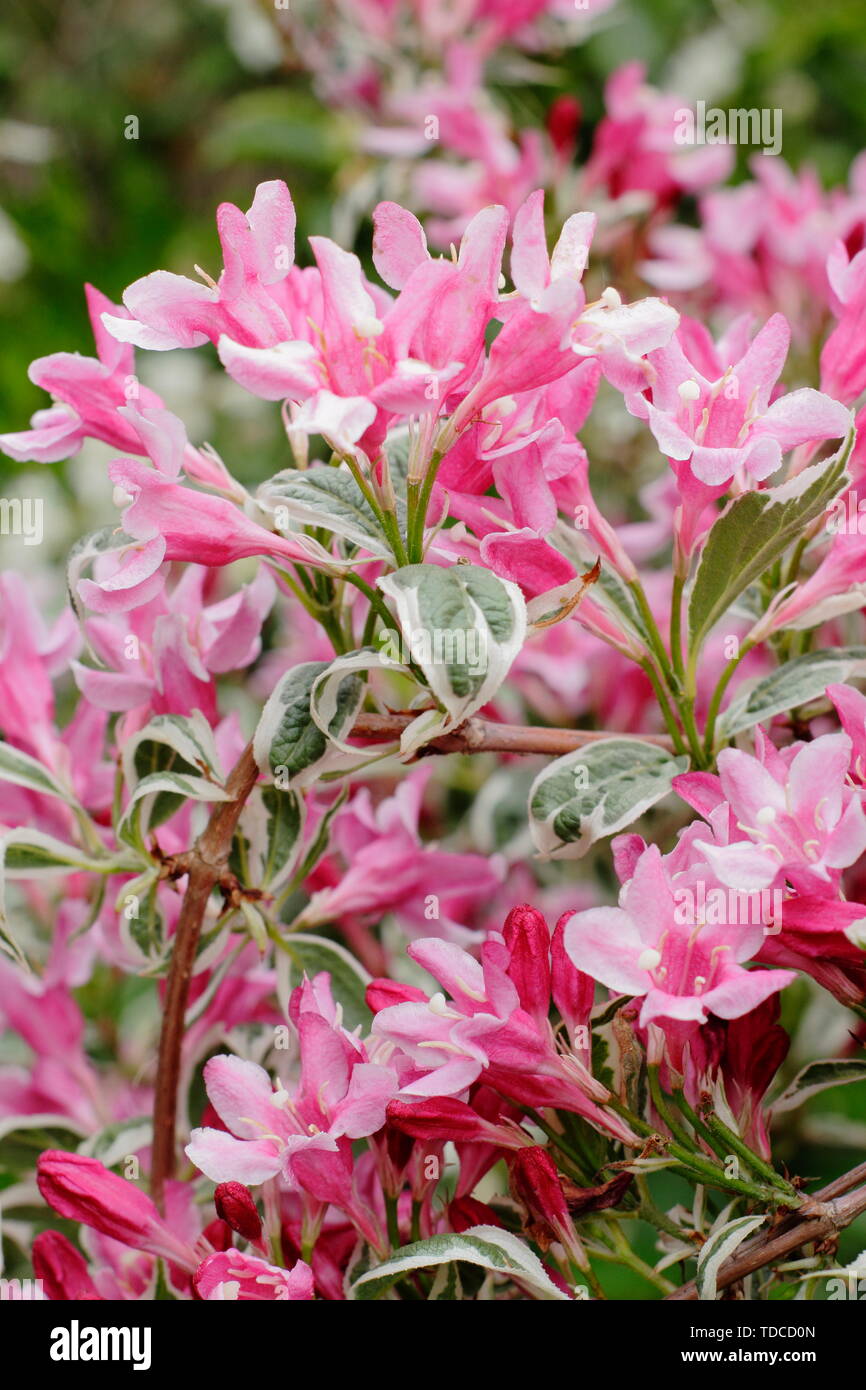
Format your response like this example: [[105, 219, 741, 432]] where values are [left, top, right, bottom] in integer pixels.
[[3, 1, 866, 1307]]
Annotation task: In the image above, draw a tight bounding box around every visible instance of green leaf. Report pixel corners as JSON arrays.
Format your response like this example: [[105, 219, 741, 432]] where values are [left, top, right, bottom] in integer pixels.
[[116, 869, 167, 965], [260, 787, 305, 890], [0, 742, 79, 805], [529, 738, 689, 859], [349, 1226, 569, 1301], [0, 1114, 88, 1173], [772, 1059, 866, 1114], [260, 465, 397, 558], [78, 1117, 153, 1168], [717, 647, 866, 740], [696, 1214, 766, 1301], [428, 1262, 463, 1300], [253, 659, 366, 789], [0, 829, 126, 964], [688, 434, 852, 659], [377, 564, 526, 743], [277, 933, 372, 1033], [118, 770, 231, 847], [123, 712, 223, 786]]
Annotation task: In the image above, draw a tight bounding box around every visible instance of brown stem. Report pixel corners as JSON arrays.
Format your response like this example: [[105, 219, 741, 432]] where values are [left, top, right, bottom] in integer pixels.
[[349, 713, 675, 756], [149, 715, 670, 1205], [150, 743, 259, 1209], [667, 1169, 866, 1301]]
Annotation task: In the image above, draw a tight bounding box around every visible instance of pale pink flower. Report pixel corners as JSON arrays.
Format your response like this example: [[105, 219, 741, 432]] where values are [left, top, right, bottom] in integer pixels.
[[193, 1250, 314, 1301], [563, 844, 795, 1026], [675, 732, 866, 895]]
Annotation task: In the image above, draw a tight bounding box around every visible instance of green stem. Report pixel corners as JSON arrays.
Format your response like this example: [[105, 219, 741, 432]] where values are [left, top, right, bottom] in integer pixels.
[[408, 448, 443, 563], [648, 1066, 694, 1150], [670, 573, 686, 685], [410, 1200, 423, 1244], [702, 640, 754, 758], [601, 1223, 675, 1296], [699, 1108, 799, 1200], [603, 1096, 789, 1204], [344, 571, 396, 642], [671, 1087, 729, 1161], [345, 455, 408, 567], [677, 697, 707, 769], [385, 1193, 401, 1252], [637, 1180, 690, 1241], [639, 658, 687, 756], [629, 579, 677, 688]]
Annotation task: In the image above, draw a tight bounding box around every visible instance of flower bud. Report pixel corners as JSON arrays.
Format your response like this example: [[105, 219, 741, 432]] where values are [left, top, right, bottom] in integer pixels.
[[32, 1231, 102, 1301], [37, 1151, 197, 1271], [214, 1182, 263, 1243], [509, 1145, 572, 1242]]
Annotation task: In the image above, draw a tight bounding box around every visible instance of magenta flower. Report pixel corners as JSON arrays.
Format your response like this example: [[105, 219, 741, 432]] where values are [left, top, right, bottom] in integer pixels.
[[370, 907, 635, 1141], [629, 313, 851, 489], [193, 1250, 314, 1301], [0, 285, 164, 464], [37, 1152, 199, 1272], [563, 844, 795, 1026], [675, 732, 866, 895]]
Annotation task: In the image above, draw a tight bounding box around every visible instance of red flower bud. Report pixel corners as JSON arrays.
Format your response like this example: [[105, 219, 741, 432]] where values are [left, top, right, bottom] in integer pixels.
[[387, 1097, 522, 1148], [448, 1195, 504, 1233], [509, 1146, 572, 1238], [502, 904, 552, 1028], [214, 1182, 263, 1243], [546, 96, 581, 156], [36, 1151, 196, 1271], [32, 1231, 102, 1301], [366, 978, 427, 1013]]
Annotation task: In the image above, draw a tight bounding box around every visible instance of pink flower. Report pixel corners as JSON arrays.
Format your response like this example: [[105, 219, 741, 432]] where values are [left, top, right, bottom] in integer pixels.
[[821, 240, 866, 404], [0, 285, 165, 464], [0, 571, 80, 770], [32, 1231, 103, 1301], [73, 565, 274, 725], [186, 975, 396, 1246], [563, 844, 795, 1026], [629, 313, 851, 490], [371, 907, 635, 1141], [303, 768, 502, 945], [675, 732, 866, 895], [583, 62, 733, 205], [102, 181, 299, 352], [36, 1152, 199, 1271], [193, 1250, 314, 1301], [77, 454, 335, 615], [755, 894, 866, 1009]]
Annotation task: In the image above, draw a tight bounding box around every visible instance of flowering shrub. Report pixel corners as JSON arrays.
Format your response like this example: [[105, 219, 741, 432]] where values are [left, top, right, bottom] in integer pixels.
[[3, 0, 866, 1308]]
